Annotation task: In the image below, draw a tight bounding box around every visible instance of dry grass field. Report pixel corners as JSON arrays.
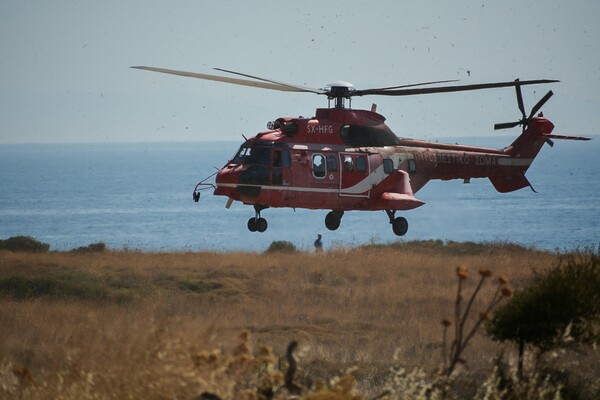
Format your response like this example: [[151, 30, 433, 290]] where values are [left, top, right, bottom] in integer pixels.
[[0, 241, 598, 399]]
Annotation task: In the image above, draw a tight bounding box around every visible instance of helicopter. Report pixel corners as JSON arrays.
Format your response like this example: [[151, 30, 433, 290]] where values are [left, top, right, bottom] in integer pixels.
[[132, 66, 590, 236]]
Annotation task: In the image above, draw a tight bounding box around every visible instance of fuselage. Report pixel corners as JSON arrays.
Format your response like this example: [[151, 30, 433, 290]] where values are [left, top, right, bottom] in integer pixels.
[[214, 107, 554, 212]]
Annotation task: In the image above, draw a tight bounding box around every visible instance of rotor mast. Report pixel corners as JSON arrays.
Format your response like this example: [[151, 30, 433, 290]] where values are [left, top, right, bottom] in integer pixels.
[[327, 81, 355, 108]]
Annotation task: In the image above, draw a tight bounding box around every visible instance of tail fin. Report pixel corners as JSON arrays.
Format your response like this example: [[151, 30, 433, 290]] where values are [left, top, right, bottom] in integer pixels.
[[489, 115, 591, 193], [502, 116, 555, 159], [489, 116, 553, 193]]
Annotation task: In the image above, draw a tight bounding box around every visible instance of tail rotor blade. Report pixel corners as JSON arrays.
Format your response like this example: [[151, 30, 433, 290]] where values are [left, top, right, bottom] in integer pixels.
[[528, 90, 553, 119], [543, 134, 592, 141], [515, 79, 526, 118], [494, 121, 521, 130]]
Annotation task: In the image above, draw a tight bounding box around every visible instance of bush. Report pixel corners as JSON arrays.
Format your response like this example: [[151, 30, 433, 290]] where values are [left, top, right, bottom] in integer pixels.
[[265, 241, 297, 253], [487, 254, 600, 377], [71, 242, 107, 253], [489, 254, 600, 349], [0, 236, 50, 253], [0, 274, 108, 301]]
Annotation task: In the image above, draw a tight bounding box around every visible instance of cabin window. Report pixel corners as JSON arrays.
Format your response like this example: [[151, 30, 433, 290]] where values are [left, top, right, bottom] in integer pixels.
[[312, 154, 326, 178], [408, 159, 417, 175], [383, 158, 394, 174], [326, 155, 337, 172], [356, 156, 367, 173], [343, 156, 354, 172]]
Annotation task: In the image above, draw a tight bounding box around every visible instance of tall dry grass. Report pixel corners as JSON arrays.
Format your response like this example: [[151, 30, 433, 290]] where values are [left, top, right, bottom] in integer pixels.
[[0, 243, 597, 398]]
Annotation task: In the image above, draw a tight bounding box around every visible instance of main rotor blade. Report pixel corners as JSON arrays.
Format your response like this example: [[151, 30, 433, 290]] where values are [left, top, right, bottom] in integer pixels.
[[528, 90, 553, 119], [213, 68, 327, 95], [355, 79, 559, 97], [362, 79, 459, 92], [131, 66, 311, 93]]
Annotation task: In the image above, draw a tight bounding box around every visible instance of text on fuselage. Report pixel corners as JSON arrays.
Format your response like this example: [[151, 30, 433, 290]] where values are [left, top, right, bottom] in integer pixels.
[[307, 124, 334, 134], [413, 152, 498, 166]]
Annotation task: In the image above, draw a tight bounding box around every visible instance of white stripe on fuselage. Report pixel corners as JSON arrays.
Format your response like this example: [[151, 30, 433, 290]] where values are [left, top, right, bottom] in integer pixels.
[[497, 158, 533, 167]]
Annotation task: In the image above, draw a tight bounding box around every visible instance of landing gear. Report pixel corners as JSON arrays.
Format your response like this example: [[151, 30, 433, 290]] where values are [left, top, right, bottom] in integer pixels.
[[386, 210, 409, 236], [325, 211, 344, 231], [247, 217, 267, 232], [392, 217, 408, 236], [247, 205, 269, 233]]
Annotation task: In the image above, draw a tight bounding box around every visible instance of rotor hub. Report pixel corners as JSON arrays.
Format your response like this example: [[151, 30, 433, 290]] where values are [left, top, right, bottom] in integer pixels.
[[326, 81, 355, 108]]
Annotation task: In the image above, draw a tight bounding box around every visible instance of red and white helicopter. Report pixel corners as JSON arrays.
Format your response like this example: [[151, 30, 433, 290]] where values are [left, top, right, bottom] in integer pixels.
[[132, 66, 589, 236]]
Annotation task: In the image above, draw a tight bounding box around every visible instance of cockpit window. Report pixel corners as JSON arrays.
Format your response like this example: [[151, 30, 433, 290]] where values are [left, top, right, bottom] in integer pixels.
[[251, 147, 272, 165], [233, 145, 252, 164], [232, 142, 272, 165]]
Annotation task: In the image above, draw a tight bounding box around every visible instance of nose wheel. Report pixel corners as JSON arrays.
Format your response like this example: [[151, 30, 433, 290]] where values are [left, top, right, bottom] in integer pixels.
[[247, 205, 269, 233], [386, 210, 409, 236]]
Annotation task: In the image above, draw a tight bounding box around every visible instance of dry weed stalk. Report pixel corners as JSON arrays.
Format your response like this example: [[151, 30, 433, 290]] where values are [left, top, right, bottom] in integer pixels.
[[442, 267, 512, 376]]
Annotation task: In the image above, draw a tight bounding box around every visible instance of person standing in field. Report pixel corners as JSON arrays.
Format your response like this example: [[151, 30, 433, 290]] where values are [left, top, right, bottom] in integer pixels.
[[314, 234, 323, 252]]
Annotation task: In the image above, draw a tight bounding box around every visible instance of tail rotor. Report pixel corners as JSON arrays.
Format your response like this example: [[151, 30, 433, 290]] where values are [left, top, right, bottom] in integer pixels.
[[494, 79, 554, 133], [496, 79, 591, 147]]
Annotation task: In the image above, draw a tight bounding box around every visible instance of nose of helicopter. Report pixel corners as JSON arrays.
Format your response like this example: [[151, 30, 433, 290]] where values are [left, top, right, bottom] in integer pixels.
[[214, 165, 240, 196]]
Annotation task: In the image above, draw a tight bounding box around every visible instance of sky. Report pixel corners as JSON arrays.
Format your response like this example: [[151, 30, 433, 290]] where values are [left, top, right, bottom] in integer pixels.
[[1, 0, 599, 144]]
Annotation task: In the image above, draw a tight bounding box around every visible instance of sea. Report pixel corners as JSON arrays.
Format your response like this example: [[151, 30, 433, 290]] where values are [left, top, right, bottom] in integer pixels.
[[0, 138, 598, 253]]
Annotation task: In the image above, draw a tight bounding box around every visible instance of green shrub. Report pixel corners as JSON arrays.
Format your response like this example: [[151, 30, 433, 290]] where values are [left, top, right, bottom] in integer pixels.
[[487, 254, 600, 377], [0, 236, 50, 253], [0, 274, 109, 301], [71, 242, 107, 253], [358, 240, 533, 256], [0, 271, 150, 303], [265, 241, 297, 253]]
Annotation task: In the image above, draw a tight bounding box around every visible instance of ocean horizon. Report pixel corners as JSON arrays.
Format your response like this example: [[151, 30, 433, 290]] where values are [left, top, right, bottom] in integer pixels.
[[1, 137, 598, 252]]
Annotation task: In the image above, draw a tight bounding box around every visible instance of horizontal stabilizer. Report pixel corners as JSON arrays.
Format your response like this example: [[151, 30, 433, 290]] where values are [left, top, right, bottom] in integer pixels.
[[380, 192, 425, 210]]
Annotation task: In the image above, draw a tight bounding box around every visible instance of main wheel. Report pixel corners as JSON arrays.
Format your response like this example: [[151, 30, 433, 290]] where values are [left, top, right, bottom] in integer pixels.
[[256, 217, 268, 233], [325, 211, 342, 231], [392, 217, 408, 236], [247, 217, 258, 232]]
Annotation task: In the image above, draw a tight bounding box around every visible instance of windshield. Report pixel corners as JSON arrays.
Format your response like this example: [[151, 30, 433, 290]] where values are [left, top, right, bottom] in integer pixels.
[[231, 142, 272, 165]]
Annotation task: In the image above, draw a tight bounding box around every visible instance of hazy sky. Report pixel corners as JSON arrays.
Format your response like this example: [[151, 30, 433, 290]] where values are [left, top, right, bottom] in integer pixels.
[[1, 0, 599, 144]]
